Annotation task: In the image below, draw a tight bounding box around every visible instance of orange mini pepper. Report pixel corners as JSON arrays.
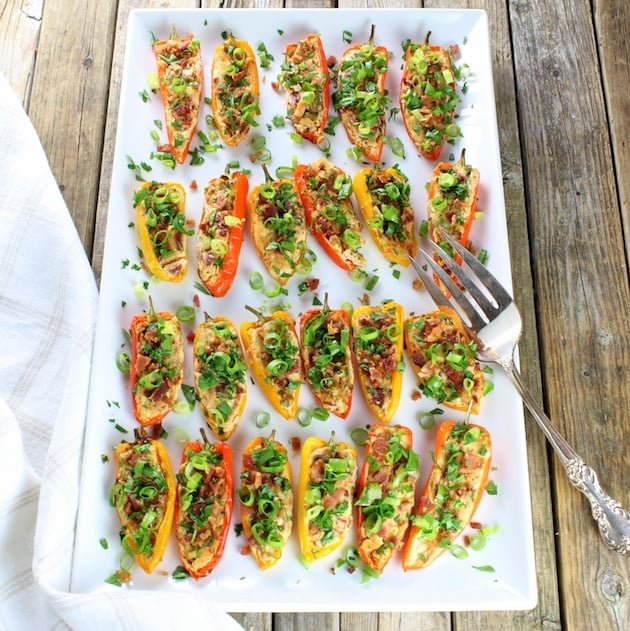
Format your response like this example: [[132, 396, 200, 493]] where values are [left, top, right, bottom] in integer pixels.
[[355, 424, 419, 574], [110, 430, 176, 574], [402, 420, 492, 570], [237, 431, 293, 570], [153, 28, 203, 164], [240, 306, 302, 420]]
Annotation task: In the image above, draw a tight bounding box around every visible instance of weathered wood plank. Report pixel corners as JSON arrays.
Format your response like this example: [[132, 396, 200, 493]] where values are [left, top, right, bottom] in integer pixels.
[[594, 0, 630, 261], [25, 0, 117, 256], [509, 0, 630, 630], [423, 1, 561, 629], [0, 0, 43, 105]]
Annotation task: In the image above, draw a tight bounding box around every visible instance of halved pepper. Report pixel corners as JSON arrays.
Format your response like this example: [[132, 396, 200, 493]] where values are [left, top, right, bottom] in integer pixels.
[[353, 166, 417, 267], [175, 431, 234, 579], [109, 430, 176, 574], [153, 28, 203, 164], [402, 421, 492, 570], [294, 158, 366, 271], [333, 24, 390, 161], [297, 433, 357, 565], [196, 171, 248, 297], [355, 423, 419, 574], [133, 181, 191, 282], [299, 296, 354, 419], [237, 431, 293, 570], [130, 300, 184, 426], [211, 32, 260, 147], [278, 33, 330, 145], [399, 34, 461, 161], [193, 313, 248, 439], [427, 148, 480, 279], [240, 307, 302, 420], [248, 166, 307, 285], [404, 306, 486, 414], [351, 302, 405, 423]]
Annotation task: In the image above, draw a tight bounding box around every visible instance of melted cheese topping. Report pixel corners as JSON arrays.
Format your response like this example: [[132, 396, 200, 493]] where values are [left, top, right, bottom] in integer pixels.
[[404, 308, 485, 413]]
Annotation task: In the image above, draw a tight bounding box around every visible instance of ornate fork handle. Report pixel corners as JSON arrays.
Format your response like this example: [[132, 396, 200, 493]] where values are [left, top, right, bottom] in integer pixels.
[[494, 354, 630, 556]]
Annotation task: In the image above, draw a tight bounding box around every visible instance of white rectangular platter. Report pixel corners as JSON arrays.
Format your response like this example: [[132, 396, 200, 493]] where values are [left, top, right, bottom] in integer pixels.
[[71, 7, 536, 612]]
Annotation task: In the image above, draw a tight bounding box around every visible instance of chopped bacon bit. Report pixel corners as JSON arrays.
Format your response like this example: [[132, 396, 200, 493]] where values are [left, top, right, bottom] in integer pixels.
[[192, 293, 201, 308], [189, 179, 198, 190], [448, 43, 460, 58], [290, 436, 302, 452], [470, 521, 483, 530], [271, 80, 279, 91], [186, 330, 195, 344], [410, 389, 421, 401]]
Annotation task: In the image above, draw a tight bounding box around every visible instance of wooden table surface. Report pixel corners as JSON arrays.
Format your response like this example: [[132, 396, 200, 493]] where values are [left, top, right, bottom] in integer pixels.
[[3, 0, 629, 629]]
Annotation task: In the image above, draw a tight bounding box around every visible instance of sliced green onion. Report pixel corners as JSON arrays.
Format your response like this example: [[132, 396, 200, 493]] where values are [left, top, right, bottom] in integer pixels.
[[173, 400, 192, 415], [255, 411, 271, 428], [173, 427, 189, 443], [176, 305, 195, 321], [449, 544, 469, 560], [312, 407, 329, 421], [350, 427, 369, 446], [418, 412, 435, 430], [364, 274, 379, 291], [115, 352, 130, 374], [249, 271, 264, 291], [297, 408, 312, 427]]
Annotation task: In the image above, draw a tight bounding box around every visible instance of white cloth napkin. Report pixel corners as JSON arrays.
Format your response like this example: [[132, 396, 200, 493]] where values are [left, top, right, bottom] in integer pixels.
[[0, 74, 244, 631]]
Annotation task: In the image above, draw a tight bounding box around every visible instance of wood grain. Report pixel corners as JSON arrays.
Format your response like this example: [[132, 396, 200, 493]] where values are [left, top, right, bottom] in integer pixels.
[[2, 0, 629, 629], [509, 0, 630, 629]]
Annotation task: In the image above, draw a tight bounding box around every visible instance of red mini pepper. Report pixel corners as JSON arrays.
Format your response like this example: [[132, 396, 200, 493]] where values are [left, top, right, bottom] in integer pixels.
[[355, 423, 419, 574], [402, 421, 492, 570], [300, 295, 354, 419], [333, 25, 390, 162], [278, 33, 330, 145], [196, 171, 248, 297], [174, 430, 234, 579], [129, 299, 184, 427], [294, 158, 366, 271]]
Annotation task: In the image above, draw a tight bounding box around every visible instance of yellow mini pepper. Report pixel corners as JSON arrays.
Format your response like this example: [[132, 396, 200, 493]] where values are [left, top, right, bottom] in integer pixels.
[[351, 302, 405, 423], [133, 181, 190, 282], [297, 434, 357, 565]]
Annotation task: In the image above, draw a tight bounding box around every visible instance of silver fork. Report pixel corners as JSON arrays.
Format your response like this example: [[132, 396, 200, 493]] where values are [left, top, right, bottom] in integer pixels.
[[409, 231, 630, 556]]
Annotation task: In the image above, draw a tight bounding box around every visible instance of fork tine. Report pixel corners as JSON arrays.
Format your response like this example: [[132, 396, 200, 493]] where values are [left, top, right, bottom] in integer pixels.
[[417, 249, 488, 330], [437, 230, 513, 307], [407, 253, 451, 310], [431, 240, 501, 319]]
